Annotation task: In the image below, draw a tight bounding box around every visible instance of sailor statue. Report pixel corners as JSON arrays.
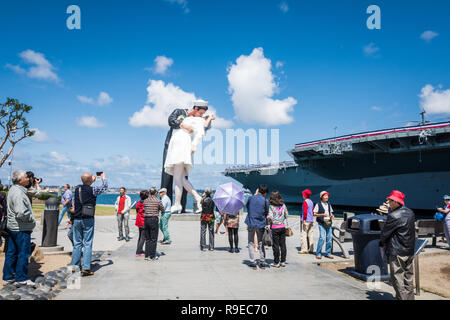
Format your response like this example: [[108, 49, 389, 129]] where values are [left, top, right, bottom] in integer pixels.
[[160, 100, 214, 213]]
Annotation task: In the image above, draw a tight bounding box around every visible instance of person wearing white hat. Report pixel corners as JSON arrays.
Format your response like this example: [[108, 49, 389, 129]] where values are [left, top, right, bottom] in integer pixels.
[[158, 188, 172, 244], [160, 100, 212, 213], [163, 100, 215, 214], [313, 191, 335, 259]]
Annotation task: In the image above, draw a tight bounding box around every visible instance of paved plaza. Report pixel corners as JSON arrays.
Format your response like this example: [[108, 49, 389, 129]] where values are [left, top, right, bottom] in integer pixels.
[[32, 214, 443, 300]]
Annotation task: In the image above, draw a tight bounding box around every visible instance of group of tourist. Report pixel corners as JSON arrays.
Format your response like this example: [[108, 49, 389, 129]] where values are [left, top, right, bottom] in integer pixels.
[[197, 184, 449, 301], [2, 166, 449, 302], [134, 187, 171, 260], [199, 184, 291, 269], [297, 189, 335, 259]]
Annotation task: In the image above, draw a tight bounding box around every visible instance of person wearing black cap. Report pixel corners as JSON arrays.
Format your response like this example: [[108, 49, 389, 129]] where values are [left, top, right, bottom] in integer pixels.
[[160, 101, 210, 213]]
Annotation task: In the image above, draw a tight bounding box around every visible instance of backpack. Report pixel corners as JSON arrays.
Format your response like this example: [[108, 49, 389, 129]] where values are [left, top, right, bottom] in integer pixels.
[[77, 186, 95, 218], [0, 193, 8, 237]]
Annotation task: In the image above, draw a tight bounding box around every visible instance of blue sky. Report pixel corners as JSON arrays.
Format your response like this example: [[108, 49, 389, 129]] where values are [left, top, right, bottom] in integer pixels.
[[0, 0, 449, 188]]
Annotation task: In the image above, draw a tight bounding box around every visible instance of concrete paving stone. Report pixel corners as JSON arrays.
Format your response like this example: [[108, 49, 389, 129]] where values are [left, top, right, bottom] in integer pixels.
[[54, 216, 447, 300]]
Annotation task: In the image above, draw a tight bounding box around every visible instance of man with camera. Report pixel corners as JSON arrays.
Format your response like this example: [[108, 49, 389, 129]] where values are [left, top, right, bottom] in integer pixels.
[[25, 171, 42, 201], [70, 172, 108, 277], [2, 170, 37, 286], [380, 190, 415, 300], [2, 172, 41, 255]]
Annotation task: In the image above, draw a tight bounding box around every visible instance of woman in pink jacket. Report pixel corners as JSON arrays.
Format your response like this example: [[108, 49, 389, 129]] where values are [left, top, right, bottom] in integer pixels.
[[135, 190, 149, 257]]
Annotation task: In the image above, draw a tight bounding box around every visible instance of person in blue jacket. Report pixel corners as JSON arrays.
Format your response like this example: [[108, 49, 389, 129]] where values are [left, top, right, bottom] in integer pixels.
[[245, 184, 269, 270]]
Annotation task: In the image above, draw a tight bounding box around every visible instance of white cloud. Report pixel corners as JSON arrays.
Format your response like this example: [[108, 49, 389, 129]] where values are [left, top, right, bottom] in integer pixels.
[[77, 91, 113, 106], [76, 116, 105, 128], [129, 79, 232, 129], [89, 155, 162, 188], [30, 128, 50, 142], [209, 112, 233, 129], [97, 91, 113, 106], [77, 95, 95, 104], [420, 30, 438, 42], [371, 106, 382, 111], [227, 47, 297, 125], [164, 0, 189, 13], [419, 84, 450, 114], [275, 61, 284, 68], [363, 42, 380, 58], [49, 151, 70, 164], [5, 63, 26, 74], [9, 49, 60, 82], [153, 56, 174, 75], [279, 1, 289, 13]]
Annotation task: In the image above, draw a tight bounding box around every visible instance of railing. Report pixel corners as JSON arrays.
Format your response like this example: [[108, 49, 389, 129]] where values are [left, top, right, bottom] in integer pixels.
[[293, 121, 450, 150], [224, 161, 297, 173]]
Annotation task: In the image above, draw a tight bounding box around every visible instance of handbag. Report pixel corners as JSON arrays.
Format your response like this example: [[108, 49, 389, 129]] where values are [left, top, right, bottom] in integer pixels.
[[78, 186, 95, 218], [0, 214, 8, 237], [285, 226, 294, 237], [0, 194, 8, 237], [262, 226, 273, 247], [284, 206, 293, 237], [323, 219, 332, 227]]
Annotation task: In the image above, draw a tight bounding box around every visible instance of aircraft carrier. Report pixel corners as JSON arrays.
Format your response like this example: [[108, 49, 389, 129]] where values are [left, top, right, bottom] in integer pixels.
[[224, 121, 450, 212]]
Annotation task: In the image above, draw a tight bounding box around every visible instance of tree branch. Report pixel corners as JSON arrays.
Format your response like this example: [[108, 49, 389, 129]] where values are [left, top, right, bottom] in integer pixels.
[[0, 98, 34, 168]]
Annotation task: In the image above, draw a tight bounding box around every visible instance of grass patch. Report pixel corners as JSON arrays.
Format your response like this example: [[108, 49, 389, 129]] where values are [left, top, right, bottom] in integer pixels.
[[93, 206, 116, 216]]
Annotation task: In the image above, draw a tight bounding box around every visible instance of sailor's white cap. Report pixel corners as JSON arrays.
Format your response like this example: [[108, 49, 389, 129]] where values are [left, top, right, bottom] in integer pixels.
[[193, 99, 208, 107]]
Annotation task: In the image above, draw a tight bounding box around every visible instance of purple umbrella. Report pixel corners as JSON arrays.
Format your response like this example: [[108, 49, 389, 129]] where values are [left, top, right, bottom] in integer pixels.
[[213, 182, 245, 216]]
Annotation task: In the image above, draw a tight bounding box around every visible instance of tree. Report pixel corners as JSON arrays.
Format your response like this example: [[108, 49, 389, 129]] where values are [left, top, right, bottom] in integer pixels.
[[0, 98, 35, 168]]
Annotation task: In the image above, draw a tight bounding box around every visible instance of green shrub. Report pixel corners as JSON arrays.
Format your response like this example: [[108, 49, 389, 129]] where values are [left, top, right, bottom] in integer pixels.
[[38, 193, 61, 201]]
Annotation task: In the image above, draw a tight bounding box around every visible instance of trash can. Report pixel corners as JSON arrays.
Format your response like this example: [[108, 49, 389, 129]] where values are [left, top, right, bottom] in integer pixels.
[[41, 197, 59, 247], [346, 214, 390, 281]]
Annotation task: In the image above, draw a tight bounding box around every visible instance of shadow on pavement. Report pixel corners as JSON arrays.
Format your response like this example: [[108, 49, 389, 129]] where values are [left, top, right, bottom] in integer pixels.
[[366, 290, 395, 300], [91, 259, 113, 273], [211, 247, 241, 252]]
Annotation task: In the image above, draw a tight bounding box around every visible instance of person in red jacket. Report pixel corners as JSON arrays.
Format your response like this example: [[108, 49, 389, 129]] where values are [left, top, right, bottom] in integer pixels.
[[135, 190, 149, 257]]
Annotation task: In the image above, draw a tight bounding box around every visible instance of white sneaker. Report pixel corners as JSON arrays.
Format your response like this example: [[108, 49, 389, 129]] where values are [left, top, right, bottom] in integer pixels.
[[14, 280, 36, 287], [270, 262, 280, 268], [3, 279, 14, 285], [280, 262, 286, 267]]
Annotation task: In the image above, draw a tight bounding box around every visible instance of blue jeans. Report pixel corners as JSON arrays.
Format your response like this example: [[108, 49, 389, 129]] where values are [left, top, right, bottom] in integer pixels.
[[68, 224, 74, 246], [58, 204, 71, 226], [2, 230, 32, 282], [71, 218, 95, 271], [315, 223, 332, 256]]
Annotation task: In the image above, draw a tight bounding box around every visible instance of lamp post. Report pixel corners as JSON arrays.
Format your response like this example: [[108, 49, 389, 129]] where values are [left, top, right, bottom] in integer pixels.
[[8, 159, 12, 188]]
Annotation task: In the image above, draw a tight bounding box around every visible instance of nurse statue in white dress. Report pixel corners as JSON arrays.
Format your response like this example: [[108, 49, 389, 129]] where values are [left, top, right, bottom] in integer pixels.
[[164, 100, 215, 214]]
